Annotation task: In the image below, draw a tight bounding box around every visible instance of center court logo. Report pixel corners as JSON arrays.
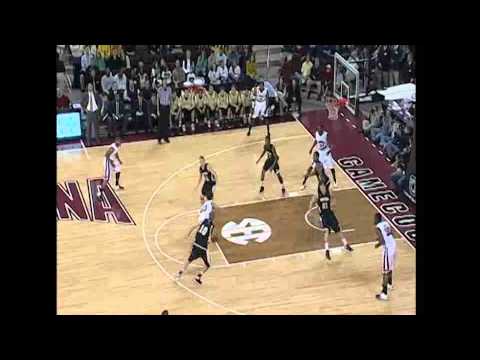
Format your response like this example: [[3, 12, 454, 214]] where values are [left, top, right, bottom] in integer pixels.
[[221, 218, 272, 246]]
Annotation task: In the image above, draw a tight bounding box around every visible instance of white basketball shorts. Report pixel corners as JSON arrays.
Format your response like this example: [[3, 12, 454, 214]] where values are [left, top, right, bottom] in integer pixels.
[[317, 149, 335, 170], [252, 101, 266, 119], [103, 158, 121, 181], [382, 247, 396, 273]]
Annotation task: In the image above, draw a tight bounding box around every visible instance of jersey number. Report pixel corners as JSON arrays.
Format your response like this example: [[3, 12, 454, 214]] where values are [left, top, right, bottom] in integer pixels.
[[199, 225, 209, 236], [321, 202, 329, 210]]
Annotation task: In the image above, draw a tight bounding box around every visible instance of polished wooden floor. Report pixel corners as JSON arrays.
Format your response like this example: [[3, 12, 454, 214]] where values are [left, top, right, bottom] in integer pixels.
[[57, 121, 416, 314]]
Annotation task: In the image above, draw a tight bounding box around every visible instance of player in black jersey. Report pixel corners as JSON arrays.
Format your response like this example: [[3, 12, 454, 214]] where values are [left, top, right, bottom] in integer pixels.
[[255, 134, 286, 196], [309, 182, 353, 260], [300, 151, 330, 191], [195, 156, 218, 201], [175, 192, 215, 285]]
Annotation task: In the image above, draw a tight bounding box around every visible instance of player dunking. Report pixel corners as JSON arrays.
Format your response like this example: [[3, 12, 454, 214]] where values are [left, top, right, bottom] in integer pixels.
[[308, 125, 337, 187], [97, 137, 124, 200], [195, 156, 218, 201], [256, 134, 286, 197], [374, 212, 396, 301], [300, 150, 330, 191], [175, 192, 215, 285], [247, 81, 268, 136], [308, 182, 353, 260]]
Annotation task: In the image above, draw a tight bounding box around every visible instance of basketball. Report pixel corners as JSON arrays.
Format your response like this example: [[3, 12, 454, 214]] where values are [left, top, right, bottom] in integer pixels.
[[338, 97, 348, 107]]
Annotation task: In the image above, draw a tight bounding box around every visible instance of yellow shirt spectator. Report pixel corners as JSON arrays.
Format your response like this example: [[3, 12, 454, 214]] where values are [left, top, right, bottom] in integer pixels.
[[217, 90, 229, 109], [229, 88, 241, 110], [97, 45, 112, 59], [195, 92, 207, 112], [246, 58, 257, 78], [207, 89, 218, 110], [171, 95, 181, 115], [301, 57, 313, 82], [180, 91, 194, 111], [241, 90, 252, 108]]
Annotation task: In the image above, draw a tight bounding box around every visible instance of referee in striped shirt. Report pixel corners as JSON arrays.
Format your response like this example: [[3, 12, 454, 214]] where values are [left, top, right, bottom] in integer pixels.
[[156, 80, 172, 144]]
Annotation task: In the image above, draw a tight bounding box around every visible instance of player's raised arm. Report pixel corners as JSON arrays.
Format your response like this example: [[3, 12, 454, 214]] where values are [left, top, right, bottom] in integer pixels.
[[375, 228, 385, 248]]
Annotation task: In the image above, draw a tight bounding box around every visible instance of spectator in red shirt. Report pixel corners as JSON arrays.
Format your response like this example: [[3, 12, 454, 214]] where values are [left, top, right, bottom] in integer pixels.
[[57, 88, 71, 111]]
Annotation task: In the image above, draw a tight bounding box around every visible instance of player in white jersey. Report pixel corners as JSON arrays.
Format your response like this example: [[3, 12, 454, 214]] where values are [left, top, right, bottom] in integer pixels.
[[97, 137, 124, 200], [247, 81, 268, 136], [175, 192, 216, 285], [308, 124, 337, 187], [374, 212, 397, 300]]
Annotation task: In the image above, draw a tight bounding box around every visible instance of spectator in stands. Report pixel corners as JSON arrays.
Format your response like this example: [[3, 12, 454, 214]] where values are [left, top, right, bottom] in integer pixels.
[[101, 68, 115, 95], [301, 54, 313, 86], [108, 90, 127, 137], [80, 47, 95, 92], [208, 64, 220, 88], [94, 49, 106, 73], [229, 60, 242, 83], [56, 52, 72, 95], [172, 59, 186, 90], [217, 87, 229, 127], [56, 88, 71, 112], [275, 77, 288, 116], [137, 62, 149, 89], [245, 53, 257, 85], [216, 60, 229, 85], [384, 124, 410, 160], [182, 49, 195, 78], [160, 58, 172, 86], [238, 46, 247, 74], [364, 107, 381, 137], [85, 67, 102, 94], [228, 47, 240, 67], [320, 64, 333, 99], [208, 50, 217, 70], [371, 114, 391, 144], [179, 90, 195, 133], [286, 78, 302, 116], [133, 91, 148, 134], [115, 68, 127, 95], [141, 80, 153, 132], [279, 53, 294, 85], [391, 157, 407, 194], [216, 48, 227, 67], [195, 49, 208, 78], [405, 47, 415, 83], [70, 45, 84, 89], [306, 58, 322, 100], [125, 77, 138, 104], [377, 45, 391, 88], [82, 82, 103, 146], [390, 45, 403, 86]]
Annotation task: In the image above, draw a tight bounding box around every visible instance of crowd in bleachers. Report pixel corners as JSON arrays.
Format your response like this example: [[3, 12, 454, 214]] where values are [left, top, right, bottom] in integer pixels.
[[56, 45, 286, 143], [361, 99, 415, 194], [281, 45, 416, 94]]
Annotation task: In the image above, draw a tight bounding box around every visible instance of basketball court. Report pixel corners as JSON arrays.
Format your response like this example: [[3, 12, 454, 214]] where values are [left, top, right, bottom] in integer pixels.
[[57, 115, 416, 315]]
